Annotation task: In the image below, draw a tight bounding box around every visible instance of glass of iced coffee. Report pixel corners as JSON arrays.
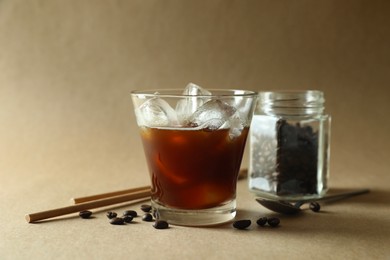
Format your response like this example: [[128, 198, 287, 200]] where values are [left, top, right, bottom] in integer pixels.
[[131, 83, 257, 226]]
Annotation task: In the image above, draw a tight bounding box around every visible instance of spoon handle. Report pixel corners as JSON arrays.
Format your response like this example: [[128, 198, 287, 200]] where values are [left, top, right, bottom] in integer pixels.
[[314, 188, 370, 203]]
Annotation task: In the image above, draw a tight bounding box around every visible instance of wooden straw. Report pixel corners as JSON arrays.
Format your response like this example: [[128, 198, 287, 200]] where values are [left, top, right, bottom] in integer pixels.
[[71, 169, 249, 204], [25, 188, 150, 223], [26, 169, 248, 223], [71, 185, 150, 204]]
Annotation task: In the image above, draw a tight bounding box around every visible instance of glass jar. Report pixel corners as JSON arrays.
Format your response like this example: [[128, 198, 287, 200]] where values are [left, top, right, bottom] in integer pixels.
[[248, 91, 331, 201]]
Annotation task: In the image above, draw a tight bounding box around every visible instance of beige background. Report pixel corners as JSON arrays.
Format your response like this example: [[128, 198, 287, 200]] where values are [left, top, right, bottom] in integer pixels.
[[1, 0, 389, 259]]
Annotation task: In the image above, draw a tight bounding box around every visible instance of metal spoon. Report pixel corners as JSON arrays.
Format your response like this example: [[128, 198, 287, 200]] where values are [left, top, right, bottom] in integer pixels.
[[256, 188, 370, 215]]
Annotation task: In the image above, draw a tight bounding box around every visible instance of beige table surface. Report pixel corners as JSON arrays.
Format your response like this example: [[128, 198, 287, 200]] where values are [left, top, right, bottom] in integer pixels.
[[1, 0, 390, 259]]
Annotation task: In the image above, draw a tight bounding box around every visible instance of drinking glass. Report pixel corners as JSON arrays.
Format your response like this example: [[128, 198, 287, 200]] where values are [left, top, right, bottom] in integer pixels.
[[131, 89, 257, 226]]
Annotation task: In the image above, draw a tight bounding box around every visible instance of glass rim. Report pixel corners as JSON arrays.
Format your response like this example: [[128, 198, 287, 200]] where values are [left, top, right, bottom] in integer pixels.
[[131, 89, 257, 98]]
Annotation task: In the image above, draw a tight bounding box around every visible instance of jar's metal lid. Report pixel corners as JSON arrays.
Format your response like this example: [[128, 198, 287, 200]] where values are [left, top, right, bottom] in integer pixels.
[[259, 90, 325, 116]]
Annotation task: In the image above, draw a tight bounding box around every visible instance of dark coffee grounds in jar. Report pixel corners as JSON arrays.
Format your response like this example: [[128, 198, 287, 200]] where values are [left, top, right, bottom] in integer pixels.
[[276, 119, 318, 196]]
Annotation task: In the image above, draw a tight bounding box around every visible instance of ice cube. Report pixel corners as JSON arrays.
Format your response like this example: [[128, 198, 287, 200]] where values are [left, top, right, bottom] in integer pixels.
[[135, 97, 178, 127], [227, 112, 245, 138], [225, 95, 257, 138], [232, 95, 254, 123], [182, 82, 212, 96], [175, 83, 211, 125], [187, 99, 236, 130], [219, 110, 246, 139]]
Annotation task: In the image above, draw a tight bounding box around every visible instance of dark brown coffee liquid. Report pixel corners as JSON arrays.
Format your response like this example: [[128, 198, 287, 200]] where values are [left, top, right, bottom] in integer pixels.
[[140, 127, 249, 209]]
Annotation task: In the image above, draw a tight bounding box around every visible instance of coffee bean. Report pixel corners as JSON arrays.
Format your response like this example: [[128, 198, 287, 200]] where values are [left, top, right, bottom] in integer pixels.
[[79, 210, 92, 219], [123, 215, 134, 223], [276, 120, 319, 196], [123, 210, 137, 217], [106, 211, 117, 219], [153, 220, 169, 229], [309, 202, 321, 212], [267, 217, 280, 227], [110, 217, 125, 225], [256, 217, 268, 227], [140, 204, 152, 213], [233, 219, 251, 230], [142, 213, 154, 222]]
